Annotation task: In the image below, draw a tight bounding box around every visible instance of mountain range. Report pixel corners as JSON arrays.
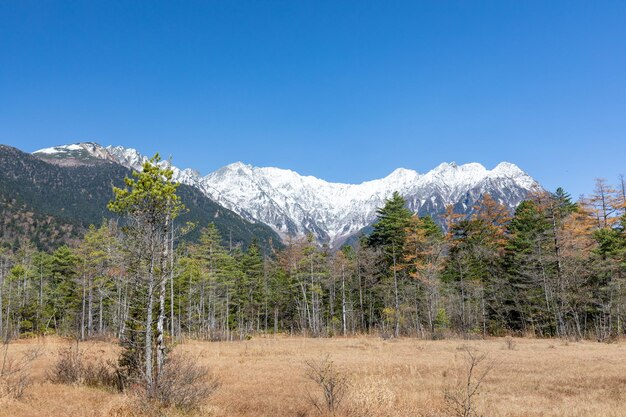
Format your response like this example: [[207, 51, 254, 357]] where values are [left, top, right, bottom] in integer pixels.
[[0, 144, 280, 250], [32, 142, 540, 247]]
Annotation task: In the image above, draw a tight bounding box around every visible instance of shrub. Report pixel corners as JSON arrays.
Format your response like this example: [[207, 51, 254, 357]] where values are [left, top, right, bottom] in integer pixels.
[[443, 346, 494, 417], [148, 353, 220, 411], [48, 344, 120, 389], [304, 355, 348, 414], [50, 344, 219, 412], [48, 345, 84, 385], [434, 308, 450, 331]]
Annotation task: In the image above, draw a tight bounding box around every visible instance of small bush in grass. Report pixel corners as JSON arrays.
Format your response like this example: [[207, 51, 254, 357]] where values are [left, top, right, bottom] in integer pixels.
[[304, 355, 348, 414], [443, 346, 494, 417], [143, 353, 220, 412], [48, 344, 84, 385], [84, 360, 121, 389], [48, 343, 120, 389], [51, 344, 219, 412]]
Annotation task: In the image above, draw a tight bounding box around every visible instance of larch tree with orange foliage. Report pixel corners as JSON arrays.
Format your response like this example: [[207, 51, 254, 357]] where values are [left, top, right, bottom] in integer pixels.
[[401, 215, 445, 334], [442, 194, 512, 335]]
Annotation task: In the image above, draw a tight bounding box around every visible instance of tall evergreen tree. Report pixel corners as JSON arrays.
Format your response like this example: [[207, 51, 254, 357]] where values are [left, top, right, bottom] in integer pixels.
[[108, 154, 184, 392], [367, 192, 412, 337]]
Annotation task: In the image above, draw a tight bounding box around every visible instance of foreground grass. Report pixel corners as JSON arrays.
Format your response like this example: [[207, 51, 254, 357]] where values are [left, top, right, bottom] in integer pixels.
[[0, 336, 624, 416]]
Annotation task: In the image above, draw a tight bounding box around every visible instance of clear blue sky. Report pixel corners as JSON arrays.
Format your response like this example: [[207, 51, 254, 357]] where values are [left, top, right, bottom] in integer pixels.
[[1, 1, 625, 198]]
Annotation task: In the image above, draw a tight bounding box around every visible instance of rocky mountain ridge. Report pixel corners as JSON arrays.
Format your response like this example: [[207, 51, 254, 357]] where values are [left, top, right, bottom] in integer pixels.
[[34, 143, 540, 246]]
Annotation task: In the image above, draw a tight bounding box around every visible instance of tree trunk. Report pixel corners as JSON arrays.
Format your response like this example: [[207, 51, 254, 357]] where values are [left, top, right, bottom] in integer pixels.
[[145, 256, 155, 390], [0, 259, 4, 339], [170, 222, 175, 339], [99, 289, 103, 334], [341, 262, 347, 336], [88, 275, 93, 337], [393, 244, 400, 338], [156, 273, 166, 377], [38, 260, 43, 333], [357, 255, 365, 333], [156, 218, 170, 380], [81, 269, 86, 341], [120, 279, 128, 339]]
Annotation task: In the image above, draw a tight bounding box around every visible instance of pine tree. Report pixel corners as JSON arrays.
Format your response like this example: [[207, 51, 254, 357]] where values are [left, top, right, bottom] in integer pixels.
[[241, 239, 264, 333], [367, 192, 412, 337], [76, 224, 113, 339], [368, 192, 413, 252], [504, 200, 554, 334], [50, 245, 79, 335], [108, 154, 184, 392]]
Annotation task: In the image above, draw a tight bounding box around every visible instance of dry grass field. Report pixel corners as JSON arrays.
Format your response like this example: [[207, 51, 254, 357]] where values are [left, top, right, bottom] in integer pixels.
[[0, 335, 625, 417]]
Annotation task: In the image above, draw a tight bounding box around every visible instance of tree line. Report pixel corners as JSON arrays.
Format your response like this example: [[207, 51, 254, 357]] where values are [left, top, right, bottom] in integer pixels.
[[1, 162, 625, 347]]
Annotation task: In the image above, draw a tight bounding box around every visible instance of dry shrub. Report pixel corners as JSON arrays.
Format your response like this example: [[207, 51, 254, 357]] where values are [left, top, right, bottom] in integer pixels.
[[0, 341, 41, 399], [146, 353, 220, 412], [51, 344, 218, 412], [48, 344, 83, 385], [304, 355, 349, 414], [443, 346, 494, 417], [48, 343, 120, 389], [83, 360, 121, 389]]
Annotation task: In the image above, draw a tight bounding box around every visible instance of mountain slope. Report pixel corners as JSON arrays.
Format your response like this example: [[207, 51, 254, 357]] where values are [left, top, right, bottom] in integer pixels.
[[34, 143, 541, 247], [1, 145, 281, 250]]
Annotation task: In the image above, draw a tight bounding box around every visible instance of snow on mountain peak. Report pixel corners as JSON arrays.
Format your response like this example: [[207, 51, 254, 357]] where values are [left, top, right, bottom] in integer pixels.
[[34, 142, 115, 164], [199, 160, 537, 245], [104, 145, 146, 170], [384, 167, 420, 181], [35, 143, 90, 154], [419, 161, 487, 189], [489, 161, 536, 189], [220, 161, 251, 172], [31, 143, 540, 246], [492, 161, 523, 176], [229, 161, 250, 168]]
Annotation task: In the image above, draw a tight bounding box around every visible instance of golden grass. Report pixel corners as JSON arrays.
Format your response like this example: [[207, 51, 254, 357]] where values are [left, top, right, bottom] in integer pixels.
[[0, 335, 624, 416]]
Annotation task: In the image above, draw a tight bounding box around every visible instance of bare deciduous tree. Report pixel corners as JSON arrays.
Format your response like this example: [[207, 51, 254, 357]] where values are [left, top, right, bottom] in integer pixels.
[[304, 355, 348, 414], [444, 346, 494, 417]]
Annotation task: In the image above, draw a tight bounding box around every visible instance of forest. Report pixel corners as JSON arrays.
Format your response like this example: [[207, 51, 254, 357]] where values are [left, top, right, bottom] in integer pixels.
[[1, 158, 624, 346]]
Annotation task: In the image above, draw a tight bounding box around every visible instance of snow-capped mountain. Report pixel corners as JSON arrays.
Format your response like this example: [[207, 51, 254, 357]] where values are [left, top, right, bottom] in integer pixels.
[[34, 143, 540, 246]]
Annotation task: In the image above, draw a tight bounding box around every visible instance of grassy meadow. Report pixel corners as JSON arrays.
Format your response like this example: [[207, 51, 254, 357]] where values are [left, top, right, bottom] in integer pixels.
[[0, 336, 624, 417]]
